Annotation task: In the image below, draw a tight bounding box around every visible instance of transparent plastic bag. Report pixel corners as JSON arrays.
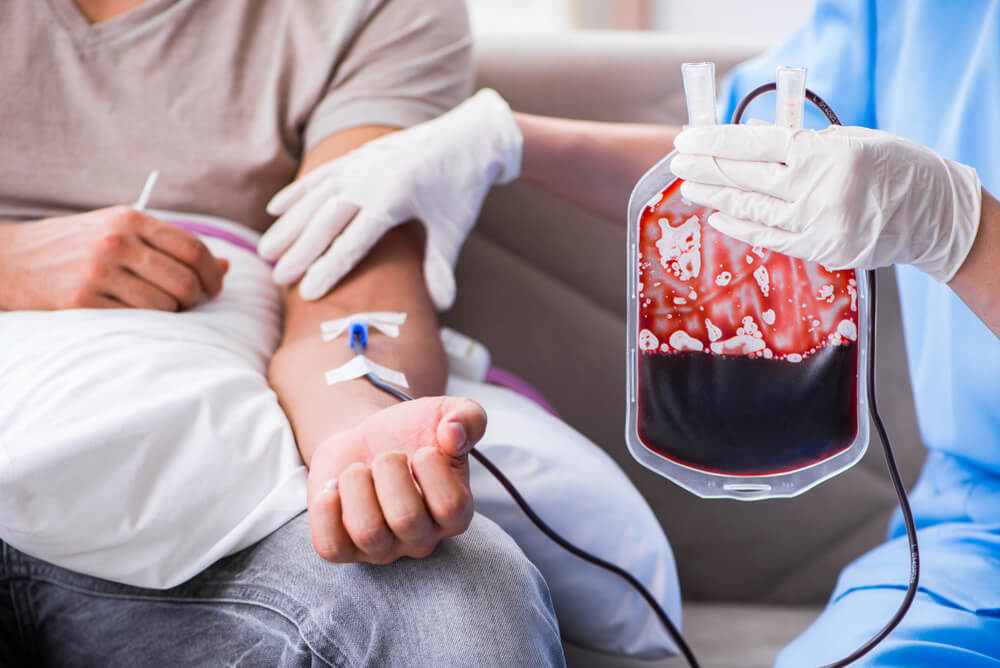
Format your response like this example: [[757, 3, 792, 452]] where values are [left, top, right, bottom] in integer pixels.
[[625, 67, 870, 500]]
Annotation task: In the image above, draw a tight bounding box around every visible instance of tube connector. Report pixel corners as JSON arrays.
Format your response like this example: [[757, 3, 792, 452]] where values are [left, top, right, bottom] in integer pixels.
[[349, 321, 369, 350], [775, 66, 807, 130], [681, 62, 717, 128]]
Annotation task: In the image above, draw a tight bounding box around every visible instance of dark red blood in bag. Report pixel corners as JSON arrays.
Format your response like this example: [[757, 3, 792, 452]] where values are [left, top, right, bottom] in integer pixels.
[[636, 180, 859, 475]]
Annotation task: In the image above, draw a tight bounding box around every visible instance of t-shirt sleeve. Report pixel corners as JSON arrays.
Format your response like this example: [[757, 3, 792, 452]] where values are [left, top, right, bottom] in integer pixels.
[[303, 0, 474, 151], [718, 0, 876, 129]]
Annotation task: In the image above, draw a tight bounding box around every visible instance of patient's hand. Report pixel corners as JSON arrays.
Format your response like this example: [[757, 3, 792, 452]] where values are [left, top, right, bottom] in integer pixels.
[[307, 396, 486, 564], [0, 206, 228, 311]]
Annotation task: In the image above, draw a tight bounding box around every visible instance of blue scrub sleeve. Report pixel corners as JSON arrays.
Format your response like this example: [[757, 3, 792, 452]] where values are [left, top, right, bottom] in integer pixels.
[[717, 0, 877, 129]]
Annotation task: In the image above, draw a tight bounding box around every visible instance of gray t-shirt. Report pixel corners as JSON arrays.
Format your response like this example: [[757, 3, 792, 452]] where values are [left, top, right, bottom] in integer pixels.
[[1, 0, 473, 232]]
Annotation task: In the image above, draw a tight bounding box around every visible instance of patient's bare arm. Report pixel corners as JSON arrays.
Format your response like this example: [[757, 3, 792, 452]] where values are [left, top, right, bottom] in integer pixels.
[[267, 126, 486, 564]]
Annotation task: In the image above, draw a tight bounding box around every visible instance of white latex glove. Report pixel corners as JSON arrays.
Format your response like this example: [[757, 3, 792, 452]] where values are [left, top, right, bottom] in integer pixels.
[[259, 89, 523, 308], [671, 124, 982, 282]]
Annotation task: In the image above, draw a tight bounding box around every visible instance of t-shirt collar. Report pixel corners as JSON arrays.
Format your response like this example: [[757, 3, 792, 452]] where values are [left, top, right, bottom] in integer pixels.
[[45, 0, 182, 49]]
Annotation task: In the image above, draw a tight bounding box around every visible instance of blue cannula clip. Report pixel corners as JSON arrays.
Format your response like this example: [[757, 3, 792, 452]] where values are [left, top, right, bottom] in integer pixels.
[[348, 321, 369, 350]]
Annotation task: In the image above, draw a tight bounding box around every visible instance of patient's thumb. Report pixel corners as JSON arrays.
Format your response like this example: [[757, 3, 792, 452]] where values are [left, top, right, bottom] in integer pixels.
[[433, 397, 487, 460]]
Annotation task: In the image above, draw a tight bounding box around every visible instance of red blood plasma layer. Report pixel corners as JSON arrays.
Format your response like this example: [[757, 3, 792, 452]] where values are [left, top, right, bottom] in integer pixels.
[[636, 180, 859, 475]]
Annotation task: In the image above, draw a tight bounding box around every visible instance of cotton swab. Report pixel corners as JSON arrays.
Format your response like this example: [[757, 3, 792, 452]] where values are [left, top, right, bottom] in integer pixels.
[[134, 169, 160, 211]]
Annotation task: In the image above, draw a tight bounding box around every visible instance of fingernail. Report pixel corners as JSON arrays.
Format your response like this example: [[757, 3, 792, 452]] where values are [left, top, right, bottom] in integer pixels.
[[447, 421, 468, 454], [322, 479, 338, 494]]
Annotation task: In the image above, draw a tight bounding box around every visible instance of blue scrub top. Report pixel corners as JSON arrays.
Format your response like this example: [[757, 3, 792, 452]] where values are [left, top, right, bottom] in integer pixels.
[[717, 0, 1000, 481]]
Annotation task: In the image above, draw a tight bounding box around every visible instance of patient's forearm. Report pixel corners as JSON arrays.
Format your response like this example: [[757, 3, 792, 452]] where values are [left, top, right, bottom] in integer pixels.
[[268, 223, 446, 466], [266, 125, 447, 466], [516, 112, 679, 222]]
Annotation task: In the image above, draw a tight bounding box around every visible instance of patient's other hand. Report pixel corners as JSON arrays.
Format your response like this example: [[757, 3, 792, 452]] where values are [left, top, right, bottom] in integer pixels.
[[0, 206, 229, 311], [307, 396, 486, 564]]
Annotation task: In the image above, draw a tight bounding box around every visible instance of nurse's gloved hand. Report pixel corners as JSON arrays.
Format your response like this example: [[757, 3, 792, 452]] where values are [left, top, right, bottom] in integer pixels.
[[259, 89, 522, 308], [671, 124, 982, 282]]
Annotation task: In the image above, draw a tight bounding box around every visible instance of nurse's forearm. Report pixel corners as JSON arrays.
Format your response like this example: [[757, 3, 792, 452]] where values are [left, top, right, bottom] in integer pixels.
[[948, 188, 1000, 338], [516, 112, 680, 222]]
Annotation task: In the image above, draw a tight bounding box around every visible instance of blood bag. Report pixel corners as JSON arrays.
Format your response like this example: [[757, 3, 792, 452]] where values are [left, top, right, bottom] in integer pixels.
[[625, 66, 870, 500]]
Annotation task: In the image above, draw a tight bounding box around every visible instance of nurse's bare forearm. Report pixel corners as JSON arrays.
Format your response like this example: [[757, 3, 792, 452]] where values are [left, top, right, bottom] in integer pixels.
[[268, 223, 446, 466], [948, 188, 1000, 338], [516, 112, 680, 222]]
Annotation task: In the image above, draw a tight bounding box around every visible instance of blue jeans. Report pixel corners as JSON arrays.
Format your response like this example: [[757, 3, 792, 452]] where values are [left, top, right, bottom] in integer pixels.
[[0, 513, 564, 667]]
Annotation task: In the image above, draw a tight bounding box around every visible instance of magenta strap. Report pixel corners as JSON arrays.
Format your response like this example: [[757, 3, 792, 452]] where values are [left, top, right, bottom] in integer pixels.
[[485, 366, 559, 417], [169, 220, 273, 265]]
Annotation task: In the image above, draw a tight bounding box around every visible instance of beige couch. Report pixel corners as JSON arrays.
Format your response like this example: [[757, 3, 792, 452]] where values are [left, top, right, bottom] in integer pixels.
[[441, 32, 928, 668]]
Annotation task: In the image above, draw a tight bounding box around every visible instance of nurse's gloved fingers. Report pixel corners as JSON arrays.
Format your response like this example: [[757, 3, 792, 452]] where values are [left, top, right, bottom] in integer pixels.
[[707, 212, 800, 253], [298, 212, 389, 301], [423, 249, 456, 311], [671, 153, 791, 200], [271, 198, 359, 286], [680, 181, 798, 231], [259, 179, 343, 262], [371, 452, 438, 557], [675, 124, 792, 162], [339, 462, 398, 564], [265, 159, 344, 215], [309, 480, 359, 563], [411, 446, 473, 538], [266, 180, 305, 217]]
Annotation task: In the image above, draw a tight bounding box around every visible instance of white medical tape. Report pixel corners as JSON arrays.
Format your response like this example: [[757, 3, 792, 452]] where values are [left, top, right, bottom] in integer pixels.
[[320, 312, 407, 340], [322, 322, 399, 342], [324, 355, 410, 389]]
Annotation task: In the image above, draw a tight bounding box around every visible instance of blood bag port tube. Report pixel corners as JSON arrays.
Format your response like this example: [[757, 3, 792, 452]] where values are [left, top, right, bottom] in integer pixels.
[[681, 62, 717, 127], [775, 66, 806, 129]]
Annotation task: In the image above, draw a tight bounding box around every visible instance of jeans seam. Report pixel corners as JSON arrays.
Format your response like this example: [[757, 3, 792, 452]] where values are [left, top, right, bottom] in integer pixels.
[[8, 581, 39, 665], [29, 576, 350, 668]]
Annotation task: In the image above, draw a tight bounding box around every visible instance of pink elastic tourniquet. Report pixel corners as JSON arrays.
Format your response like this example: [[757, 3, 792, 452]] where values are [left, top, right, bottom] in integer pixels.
[[485, 366, 559, 417], [170, 220, 273, 266]]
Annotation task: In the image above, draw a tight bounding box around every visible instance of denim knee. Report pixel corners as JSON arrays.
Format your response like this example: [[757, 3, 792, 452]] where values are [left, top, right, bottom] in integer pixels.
[[288, 513, 564, 667], [440, 514, 564, 666]]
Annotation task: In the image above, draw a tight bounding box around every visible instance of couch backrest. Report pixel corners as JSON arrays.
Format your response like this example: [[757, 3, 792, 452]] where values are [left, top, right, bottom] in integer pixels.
[[444, 32, 926, 604]]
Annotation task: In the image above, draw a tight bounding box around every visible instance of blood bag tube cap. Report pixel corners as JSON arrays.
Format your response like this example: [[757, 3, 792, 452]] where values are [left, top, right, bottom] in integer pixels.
[[776, 66, 807, 130], [681, 62, 717, 127]]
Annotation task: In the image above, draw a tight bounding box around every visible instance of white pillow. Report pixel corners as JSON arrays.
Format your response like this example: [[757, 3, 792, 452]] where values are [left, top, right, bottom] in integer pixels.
[[452, 376, 682, 659], [0, 211, 308, 588]]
